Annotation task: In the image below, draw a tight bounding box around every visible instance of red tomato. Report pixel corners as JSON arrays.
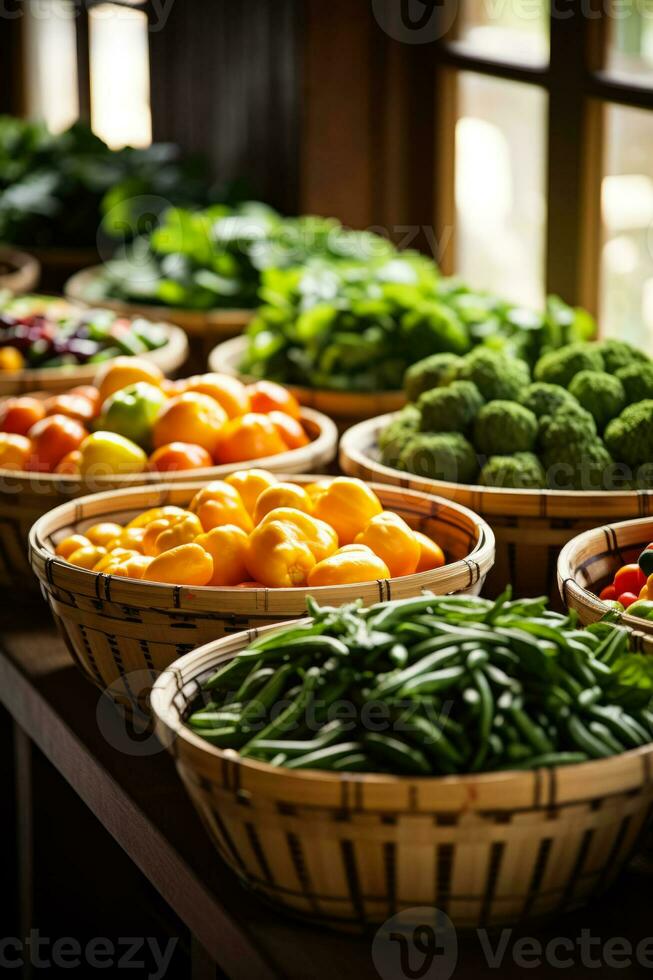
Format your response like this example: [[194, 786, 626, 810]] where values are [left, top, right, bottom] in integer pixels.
[[614, 564, 646, 597], [599, 584, 617, 602], [619, 591, 639, 608]]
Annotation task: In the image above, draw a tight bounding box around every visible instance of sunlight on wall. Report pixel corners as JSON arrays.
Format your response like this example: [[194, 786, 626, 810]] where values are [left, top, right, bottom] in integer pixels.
[[89, 3, 152, 149], [24, 0, 79, 132]]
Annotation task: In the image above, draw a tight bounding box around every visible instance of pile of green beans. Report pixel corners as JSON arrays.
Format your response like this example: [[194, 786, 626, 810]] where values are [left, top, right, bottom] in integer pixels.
[[186, 590, 653, 775]]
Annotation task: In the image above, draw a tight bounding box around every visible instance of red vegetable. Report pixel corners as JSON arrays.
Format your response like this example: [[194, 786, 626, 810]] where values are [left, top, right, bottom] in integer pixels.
[[599, 584, 617, 602], [614, 564, 646, 597], [618, 591, 639, 609]]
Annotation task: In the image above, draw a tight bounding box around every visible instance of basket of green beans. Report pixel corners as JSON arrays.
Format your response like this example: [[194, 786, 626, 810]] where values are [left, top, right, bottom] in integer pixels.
[[151, 589, 653, 930]]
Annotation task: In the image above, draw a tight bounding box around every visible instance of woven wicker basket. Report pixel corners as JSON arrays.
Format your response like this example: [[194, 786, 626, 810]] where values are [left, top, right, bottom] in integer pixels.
[[0, 320, 189, 397], [340, 414, 653, 604], [29, 478, 494, 715], [4, 408, 336, 591], [558, 517, 653, 637], [66, 266, 253, 341], [150, 621, 653, 930], [209, 336, 405, 431], [0, 247, 40, 295]]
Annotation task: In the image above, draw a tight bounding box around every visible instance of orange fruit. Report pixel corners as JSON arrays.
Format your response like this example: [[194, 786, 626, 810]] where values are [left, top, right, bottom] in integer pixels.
[[55, 449, 82, 475], [214, 413, 287, 465], [148, 442, 213, 472], [224, 468, 278, 516], [95, 356, 163, 404], [312, 478, 383, 545], [414, 531, 446, 572], [0, 433, 32, 470], [70, 386, 102, 416], [184, 373, 250, 419], [355, 511, 420, 577], [0, 348, 25, 371], [42, 393, 95, 424], [152, 392, 227, 456], [248, 380, 301, 419], [190, 481, 253, 533], [268, 411, 309, 450], [0, 396, 46, 436], [26, 415, 86, 472], [253, 483, 313, 523], [195, 525, 250, 586]]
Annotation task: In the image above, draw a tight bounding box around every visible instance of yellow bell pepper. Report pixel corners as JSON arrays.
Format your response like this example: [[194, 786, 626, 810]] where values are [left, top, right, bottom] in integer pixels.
[[95, 553, 152, 579], [259, 507, 338, 562], [127, 506, 188, 529], [144, 512, 203, 556], [66, 545, 108, 570], [107, 527, 147, 553], [190, 481, 253, 533], [253, 483, 313, 523], [224, 468, 278, 516], [55, 534, 92, 559], [307, 547, 390, 586], [313, 477, 382, 545], [84, 522, 124, 548], [355, 511, 420, 577], [414, 531, 446, 573], [145, 543, 214, 586], [246, 520, 315, 587], [195, 525, 250, 586]]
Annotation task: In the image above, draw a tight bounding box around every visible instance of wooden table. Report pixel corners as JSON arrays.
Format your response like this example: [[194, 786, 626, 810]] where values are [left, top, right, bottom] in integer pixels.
[[3, 598, 653, 980]]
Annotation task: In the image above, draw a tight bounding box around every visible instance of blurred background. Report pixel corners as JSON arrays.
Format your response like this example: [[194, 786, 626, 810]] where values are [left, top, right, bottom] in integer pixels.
[[2, 0, 653, 344]]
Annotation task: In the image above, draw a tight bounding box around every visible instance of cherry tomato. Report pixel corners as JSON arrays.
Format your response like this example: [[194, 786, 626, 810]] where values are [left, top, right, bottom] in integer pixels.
[[599, 584, 617, 602], [614, 564, 646, 597], [618, 591, 639, 609]]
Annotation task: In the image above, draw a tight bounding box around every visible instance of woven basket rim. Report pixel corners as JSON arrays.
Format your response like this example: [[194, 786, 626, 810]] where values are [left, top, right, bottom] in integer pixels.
[[150, 617, 653, 794], [340, 413, 653, 514], [209, 335, 407, 403], [28, 474, 495, 607], [1, 405, 337, 487], [0, 317, 189, 389], [558, 515, 653, 632], [0, 246, 41, 294], [65, 265, 255, 327]]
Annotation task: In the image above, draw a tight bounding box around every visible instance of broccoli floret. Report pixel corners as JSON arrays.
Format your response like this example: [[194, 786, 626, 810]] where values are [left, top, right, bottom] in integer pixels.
[[404, 353, 463, 402], [417, 380, 484, 434], [568, 370, 626, 432], [379, 405, 420, 468], [398, 432, 479, 484], [457, 348, 530, 402], [479, 452, 546, 489], [605, 400, 653, 469], [519, 382, 576, 419], [402, 302, 471, 359], [597, 338, 648, 374], [534, 342, 604, 387], [615, 362, 653, 405], [545, 439, 616, 491], [473, 400, 538, 456]]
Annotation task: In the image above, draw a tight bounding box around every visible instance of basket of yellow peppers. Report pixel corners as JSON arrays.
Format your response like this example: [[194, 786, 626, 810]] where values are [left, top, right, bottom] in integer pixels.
[[29, 472, 495, 714]]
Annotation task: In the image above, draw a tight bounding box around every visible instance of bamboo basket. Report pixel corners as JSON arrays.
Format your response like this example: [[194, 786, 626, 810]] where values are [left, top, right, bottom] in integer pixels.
[[0, 247, 40, 295], [558, 517, 653, 636], [340, 413, 653, 604], [150, 621, 653, 930], [0, 320, 189, 397], [29, 478, 494, 715], [209, 336, 406, 431], [5, 408, 337, 591], [66, 267, 253, 341]]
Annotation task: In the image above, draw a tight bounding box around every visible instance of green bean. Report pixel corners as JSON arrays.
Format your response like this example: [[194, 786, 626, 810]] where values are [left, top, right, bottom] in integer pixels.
[[285, 742, 365, 770], [371, 646, 462, 698], [239, 662, 296, 729], [399, 713, 465, 767], [483, 662, 516, 689], [508, 705, 554, 755], [331, 753, 372, 772], [233, 663, 274, 703], [588, 721, 626, 755], [577, 686, 602, 709], [240, 668, 321, 752], [194, 726, 248, 749], [398, 665, 467, 698], [499, 752, 589, 770], [364, 734, 431, 775], [389, 644, 409, 668], [588, 705, 649, 748], [466, 648, 489, 670], [567, 715, 614, 759], [470, 669, 494, 771], [187, 709, 242, 729], [248, 721, 348, 758]]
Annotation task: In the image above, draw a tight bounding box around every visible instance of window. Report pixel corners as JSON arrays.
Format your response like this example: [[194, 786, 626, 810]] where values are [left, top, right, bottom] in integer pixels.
[[23, 0, 79, 132], [432, 0, 653, 345]]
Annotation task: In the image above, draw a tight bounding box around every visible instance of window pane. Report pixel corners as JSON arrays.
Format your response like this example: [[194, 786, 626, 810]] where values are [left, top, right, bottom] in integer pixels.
[[454, 72, 548, 308], [24, 0, 79, 132], [600, 104, 653, 348], [606, 2, 653, 85], [89, 3, 152, 148], [456, 0, 549, 67]]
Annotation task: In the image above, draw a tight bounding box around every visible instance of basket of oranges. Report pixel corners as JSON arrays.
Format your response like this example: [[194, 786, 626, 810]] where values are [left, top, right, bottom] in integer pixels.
[[29, 473, 495, 714], [0, 359, 337, 588]]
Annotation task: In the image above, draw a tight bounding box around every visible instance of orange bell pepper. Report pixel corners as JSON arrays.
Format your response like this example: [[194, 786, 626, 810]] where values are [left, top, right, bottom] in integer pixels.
[[190, 481, 253, 533], [195, 525, 250, 586], [246, 520, 315, 587], [355, 511, 420, 577]]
